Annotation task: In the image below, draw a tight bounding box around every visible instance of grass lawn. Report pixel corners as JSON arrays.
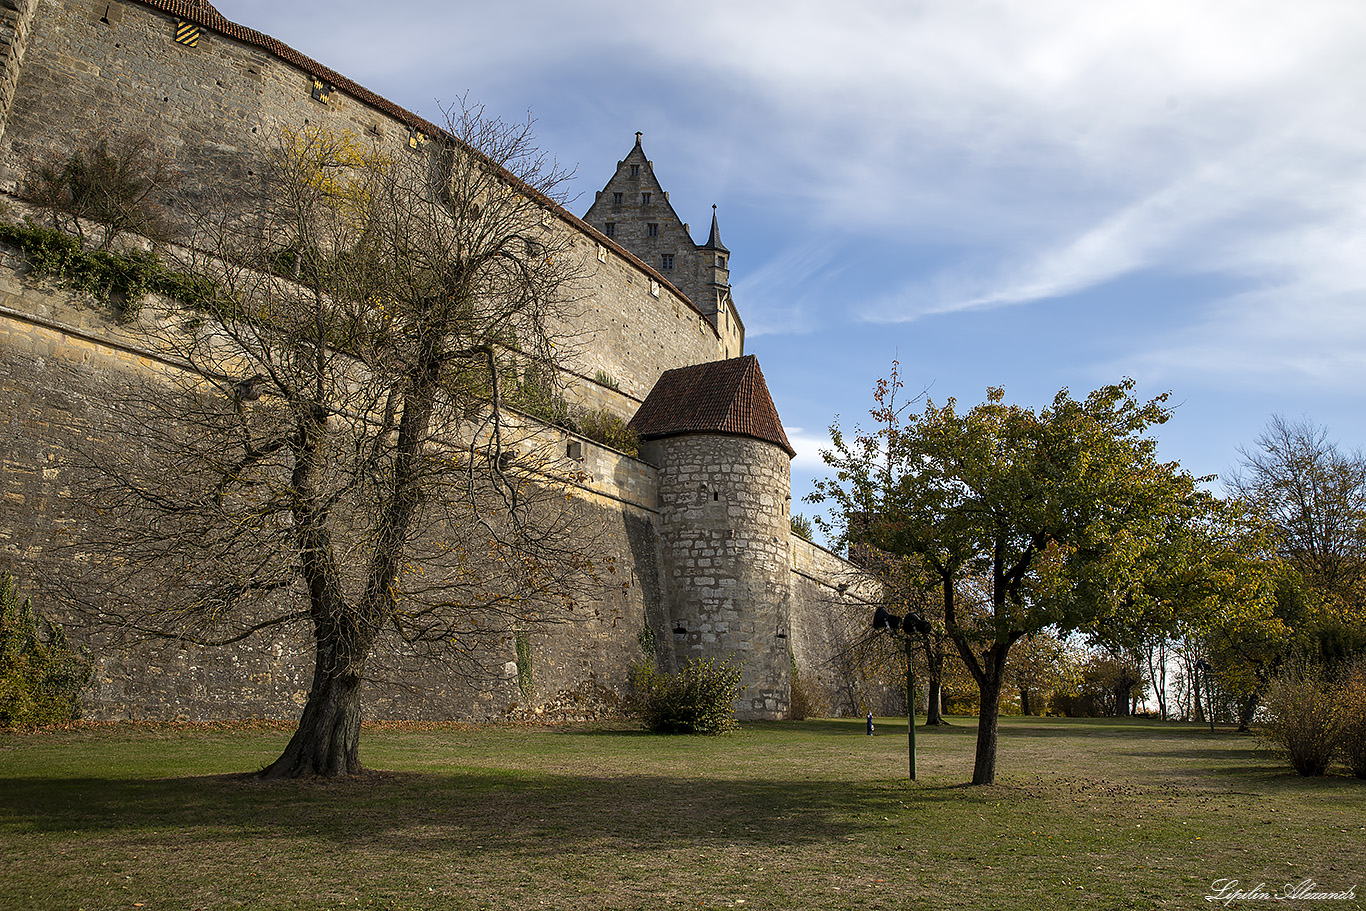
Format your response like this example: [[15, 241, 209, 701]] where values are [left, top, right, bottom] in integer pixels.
[[0, 715, 1361, 910]]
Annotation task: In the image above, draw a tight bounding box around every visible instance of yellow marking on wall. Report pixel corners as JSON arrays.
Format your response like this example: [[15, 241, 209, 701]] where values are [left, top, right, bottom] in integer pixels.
[[174, 20, 200, 47]]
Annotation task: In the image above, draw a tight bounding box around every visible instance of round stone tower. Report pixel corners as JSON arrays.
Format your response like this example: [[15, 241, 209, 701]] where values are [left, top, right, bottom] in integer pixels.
[[630, 356, 796, 720]]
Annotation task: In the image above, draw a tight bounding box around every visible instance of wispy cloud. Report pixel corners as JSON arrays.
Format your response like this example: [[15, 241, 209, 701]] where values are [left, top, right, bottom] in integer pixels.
[[782, 426, 833, 472], [732, 241, 844, 337]]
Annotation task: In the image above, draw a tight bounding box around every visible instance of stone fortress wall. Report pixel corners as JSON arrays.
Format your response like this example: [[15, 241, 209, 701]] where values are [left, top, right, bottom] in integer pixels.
[[0, 0, 731, 409], [0, 0, 873, 722]]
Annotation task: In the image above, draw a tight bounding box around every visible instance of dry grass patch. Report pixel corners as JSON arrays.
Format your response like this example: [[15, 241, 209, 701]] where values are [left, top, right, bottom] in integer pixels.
[[1, 716, 1362, 910]]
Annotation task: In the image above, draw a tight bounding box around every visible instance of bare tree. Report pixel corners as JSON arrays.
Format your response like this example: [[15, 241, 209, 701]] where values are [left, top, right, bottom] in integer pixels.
[[1231, 415, 1366, 602], [62, 106, 609, 777], [24, 133, 181, 250]]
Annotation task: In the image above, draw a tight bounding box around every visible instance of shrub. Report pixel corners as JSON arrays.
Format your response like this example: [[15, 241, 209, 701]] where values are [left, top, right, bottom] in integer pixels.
[[570, 406, 639, 456], [1333, 660, 1366, 778], [24, 133, 180, 250], [1261, 658, 1338, 776], [635, 657, 741, 735], [0, 572, 92, 730]]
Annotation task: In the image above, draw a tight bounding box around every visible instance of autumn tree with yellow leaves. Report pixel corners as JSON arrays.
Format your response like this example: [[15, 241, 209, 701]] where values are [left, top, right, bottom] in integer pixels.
[[67, 105, 607, 777]]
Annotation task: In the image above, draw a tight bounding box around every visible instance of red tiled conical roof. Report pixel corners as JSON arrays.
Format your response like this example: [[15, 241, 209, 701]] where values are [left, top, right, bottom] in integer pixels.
[[629, 356, 794, 458]]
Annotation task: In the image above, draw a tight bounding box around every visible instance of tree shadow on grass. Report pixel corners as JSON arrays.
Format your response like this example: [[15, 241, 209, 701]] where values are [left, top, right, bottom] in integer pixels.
[[0, 769, 979, 854]]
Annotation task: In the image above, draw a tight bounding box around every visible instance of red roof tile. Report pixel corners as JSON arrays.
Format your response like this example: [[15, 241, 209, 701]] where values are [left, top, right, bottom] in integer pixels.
[[629, 356, 794, 457]]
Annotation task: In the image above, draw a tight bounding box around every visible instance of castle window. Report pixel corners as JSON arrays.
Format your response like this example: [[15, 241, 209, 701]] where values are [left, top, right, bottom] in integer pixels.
[[650, 280, 660, 297], [604, 222, 615, 237], [630, 164, 640, 177], [641, 192, 652, 205], [310, 78, 333, 104], [660, 254, 674, 270], [612, 192, 623, 205], [716, 255, 726, 268], [647, 223, 658, 237]]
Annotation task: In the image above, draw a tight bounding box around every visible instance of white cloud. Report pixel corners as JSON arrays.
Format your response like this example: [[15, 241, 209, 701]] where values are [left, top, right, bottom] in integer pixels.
[[219, 0, 1366, 397], [782, 426, 833, 472], [732, 240, 844, 337]]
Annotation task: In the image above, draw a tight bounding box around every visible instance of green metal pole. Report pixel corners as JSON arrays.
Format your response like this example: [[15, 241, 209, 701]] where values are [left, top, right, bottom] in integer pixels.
[[905, 636, 916, 781]]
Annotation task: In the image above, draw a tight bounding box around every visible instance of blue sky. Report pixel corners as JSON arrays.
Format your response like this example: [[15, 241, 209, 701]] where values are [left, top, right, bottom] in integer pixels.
[[218, 0, 1366, 537]]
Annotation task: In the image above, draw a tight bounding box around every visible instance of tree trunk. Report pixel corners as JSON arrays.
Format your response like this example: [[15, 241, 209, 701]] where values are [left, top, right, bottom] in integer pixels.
[[263, 636, 368, 778], [925, 643, 945, 725], [1114, 684, 1131, 717], [264, 405, 371, 779], [973, 668, 1006, 785]]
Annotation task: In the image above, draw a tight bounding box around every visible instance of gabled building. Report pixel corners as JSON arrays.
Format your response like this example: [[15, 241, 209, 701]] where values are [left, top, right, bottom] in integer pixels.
[[583, 134, 743, 346]]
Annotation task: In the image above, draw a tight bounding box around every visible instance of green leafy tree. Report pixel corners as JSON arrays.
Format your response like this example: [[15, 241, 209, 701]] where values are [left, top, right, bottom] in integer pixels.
[[813, 365, 1200, 784]]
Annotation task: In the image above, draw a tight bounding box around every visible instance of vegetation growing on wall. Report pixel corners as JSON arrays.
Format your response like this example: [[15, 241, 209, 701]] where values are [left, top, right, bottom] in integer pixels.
[[514, 631, 534, 700], [0, 220, 216, 319]]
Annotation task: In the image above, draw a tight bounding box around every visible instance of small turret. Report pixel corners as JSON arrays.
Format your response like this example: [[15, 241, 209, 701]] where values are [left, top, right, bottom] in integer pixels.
[[701, 204, 731, 317], [630, 356, 794, 719]]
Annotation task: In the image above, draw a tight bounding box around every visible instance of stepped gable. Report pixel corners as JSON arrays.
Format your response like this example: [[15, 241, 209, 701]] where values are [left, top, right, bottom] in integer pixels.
[[630, 356, 794, 458]]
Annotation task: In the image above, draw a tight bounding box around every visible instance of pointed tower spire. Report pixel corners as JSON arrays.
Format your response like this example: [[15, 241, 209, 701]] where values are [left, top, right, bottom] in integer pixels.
[[704, 204, 729, 253]]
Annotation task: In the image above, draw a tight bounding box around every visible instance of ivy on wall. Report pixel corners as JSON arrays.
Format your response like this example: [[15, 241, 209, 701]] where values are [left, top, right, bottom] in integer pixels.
[[0, 220, 216, 320]]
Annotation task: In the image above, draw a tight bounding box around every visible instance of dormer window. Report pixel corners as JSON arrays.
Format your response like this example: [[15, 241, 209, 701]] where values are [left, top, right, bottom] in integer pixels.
[[641, 192, 652, 205]]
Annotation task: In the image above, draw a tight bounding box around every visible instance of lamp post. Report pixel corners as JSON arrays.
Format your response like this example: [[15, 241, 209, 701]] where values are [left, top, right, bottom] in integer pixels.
[[873, 606, 931, 781]]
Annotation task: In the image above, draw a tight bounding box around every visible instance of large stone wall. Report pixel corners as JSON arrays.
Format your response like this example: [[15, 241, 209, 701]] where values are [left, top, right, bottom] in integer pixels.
[[0, 0, 877, 723], [0, 0, 733, 413], [0, 260, 872, 721], [788, 536, 896, 716]]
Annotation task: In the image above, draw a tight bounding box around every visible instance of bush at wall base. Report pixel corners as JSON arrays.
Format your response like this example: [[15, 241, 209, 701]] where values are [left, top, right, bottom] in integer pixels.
[[633, 657, 741, 735], [0, 572, 92, 730]]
